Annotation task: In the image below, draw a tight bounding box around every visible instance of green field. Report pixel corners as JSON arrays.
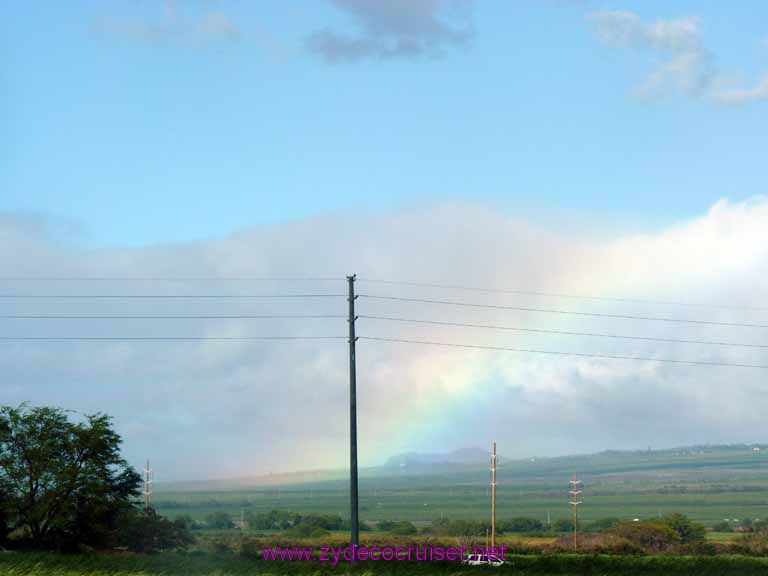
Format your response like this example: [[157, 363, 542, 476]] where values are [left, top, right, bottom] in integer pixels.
[[153, 445, 768, 528]]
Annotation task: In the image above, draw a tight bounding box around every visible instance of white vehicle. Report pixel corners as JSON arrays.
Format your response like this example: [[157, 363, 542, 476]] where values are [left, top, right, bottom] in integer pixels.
[[462, 553, 505, 566]]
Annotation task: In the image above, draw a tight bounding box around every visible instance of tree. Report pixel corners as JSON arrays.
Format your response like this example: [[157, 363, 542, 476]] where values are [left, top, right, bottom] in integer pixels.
[[0, 485, 10, 546], [609, 521, 681, 552], [117, 508, 194, 553], [205, 511, 234, 529], [659, 513, 706, 543], [389, 520, 417, 535], [499, 517, 545, 533], [0, 404, 141, 550]]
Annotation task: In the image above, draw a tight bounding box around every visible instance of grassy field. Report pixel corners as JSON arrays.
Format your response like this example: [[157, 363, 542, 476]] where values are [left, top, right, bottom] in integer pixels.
[[2, 551, 768, 576], [153, 445, 768, 528]]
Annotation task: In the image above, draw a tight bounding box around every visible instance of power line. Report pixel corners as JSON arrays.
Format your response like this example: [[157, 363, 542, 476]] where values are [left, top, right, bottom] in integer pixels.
[[0, 336, 346, 342], [358, 315, 768, 349], [359, 295, 768, 329], [0, 294, 346, 299], [358, 337, 768, 369], [0, 276, 343, 282], [358, 278, 767, 312], [0, 314, 346, 320]]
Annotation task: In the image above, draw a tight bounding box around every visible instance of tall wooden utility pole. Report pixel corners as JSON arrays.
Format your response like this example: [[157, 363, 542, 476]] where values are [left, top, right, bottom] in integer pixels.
[[347, 274, 359, 548], [491, 442, 497, 548], [569, 475, 582, 551]]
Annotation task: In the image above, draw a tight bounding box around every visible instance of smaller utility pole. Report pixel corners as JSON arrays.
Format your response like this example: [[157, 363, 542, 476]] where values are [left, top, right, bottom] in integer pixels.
[[490, 442, 497, 549], [143, 460, 152, 511], [569, 475, 582, 551]]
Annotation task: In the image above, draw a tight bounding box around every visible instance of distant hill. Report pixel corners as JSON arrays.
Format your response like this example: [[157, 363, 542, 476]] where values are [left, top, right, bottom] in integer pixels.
[[383, 446, 494, 468], [154, 442, 767, 491]]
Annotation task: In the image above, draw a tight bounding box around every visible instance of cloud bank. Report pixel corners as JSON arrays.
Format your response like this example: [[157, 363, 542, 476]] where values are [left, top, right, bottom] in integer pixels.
[[306, 0, 475, 62], [1, 199, 768, 480]]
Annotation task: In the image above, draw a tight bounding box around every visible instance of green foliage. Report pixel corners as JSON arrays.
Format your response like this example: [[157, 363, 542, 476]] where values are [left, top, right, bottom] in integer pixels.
[[204, 511, 234, 530], [172, 514, 194, 531], [713, 520, 734, 532], [498, 517, 545, 533], [659, 513, 707, 543], [388, 520, 417, 535], [116, 508, 194, 553], [586, 517, 621, 532], [551, 518, 574, 533], [243, 509, 346, 532], [0, 404, 141, 551], [609, 520, 681, 552]]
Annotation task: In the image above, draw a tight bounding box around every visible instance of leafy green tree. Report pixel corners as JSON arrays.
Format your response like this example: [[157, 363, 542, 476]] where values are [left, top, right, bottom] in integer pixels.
[[552, 518, 574, 533], [499, 517, 545, 533], [173, 514, 194, 531], [712, 520, 733, 533], [389, 520, 417, 535], [659, 513, 706, 543], [205, 511, 234, 529], [610, 521, 681, 552], [586, 517, 621, 532], [0, 404, 141, 550], [0, 485, 10, 545], [117, 508, 194, 553]]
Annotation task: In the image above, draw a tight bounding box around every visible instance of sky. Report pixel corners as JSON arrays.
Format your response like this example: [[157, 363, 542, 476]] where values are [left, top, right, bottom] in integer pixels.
[[1, 1, 768, 481]]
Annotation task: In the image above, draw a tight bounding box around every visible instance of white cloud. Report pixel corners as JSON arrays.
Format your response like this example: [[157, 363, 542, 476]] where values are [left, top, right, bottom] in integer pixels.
[[713, 74, 768, 105], [306, 0, 475, 62], [93, 3, 240, 46], [587, 10, 767, 105], [587, 11, 713, 100], [1, 199, 768, 479]]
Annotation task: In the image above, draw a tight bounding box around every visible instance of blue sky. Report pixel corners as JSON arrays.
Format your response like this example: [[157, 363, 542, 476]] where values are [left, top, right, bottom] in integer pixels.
[[2, 2, 768, 479], [3, 1, 767, 247]]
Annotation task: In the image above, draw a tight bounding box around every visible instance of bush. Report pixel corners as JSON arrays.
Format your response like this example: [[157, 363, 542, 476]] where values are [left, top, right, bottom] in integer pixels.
[[609, 521, 681, 552], [713, 521, 733, 532], [204, 512, 234, 530], [117, 508, 195, 553], [498, 517, 545, 533], [733, 532, 768, 556], [550, 532, 643, 555], [660, 513, 706, 543], [389, 521, 417, 536], [586, 517, 621, 532]]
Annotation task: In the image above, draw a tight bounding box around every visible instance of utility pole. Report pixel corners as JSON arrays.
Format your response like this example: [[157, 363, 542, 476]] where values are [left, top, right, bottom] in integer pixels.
[[143, 460, 152, 512], [347, 274, 359, 548], [569, 475, 582, 551], [490, 442, 497, 549]]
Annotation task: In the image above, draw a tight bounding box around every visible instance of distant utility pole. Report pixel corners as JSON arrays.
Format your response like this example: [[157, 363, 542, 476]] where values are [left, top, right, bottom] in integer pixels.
[[490, 442, 497, 548], [143, 460, 152, 511], [569, 475, 582, 551], [347, 274, 359, 548]]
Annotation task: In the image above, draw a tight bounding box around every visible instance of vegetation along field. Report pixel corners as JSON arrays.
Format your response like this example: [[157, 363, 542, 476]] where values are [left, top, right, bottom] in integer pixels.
[[153, 444, 768, 529]]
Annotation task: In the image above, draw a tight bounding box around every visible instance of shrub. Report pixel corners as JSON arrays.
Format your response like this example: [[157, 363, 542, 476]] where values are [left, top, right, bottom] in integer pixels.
[[660, 513, 706, 543], [389, 521, 417, 536], [116, 508, 195, 553], [498, 517, 545, 533], [204, 512, 234, 530], [609, 521, 681, 552]]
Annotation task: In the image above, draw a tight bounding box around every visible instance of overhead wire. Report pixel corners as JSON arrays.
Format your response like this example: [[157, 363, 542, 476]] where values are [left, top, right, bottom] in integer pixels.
[[358, 295, 768, 329], [357, 277, 767, 312], [0, 336, 347, 342], [0, 293, 346, 299], [358, 315, 768, 349], [359, 336, 768, 369]]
